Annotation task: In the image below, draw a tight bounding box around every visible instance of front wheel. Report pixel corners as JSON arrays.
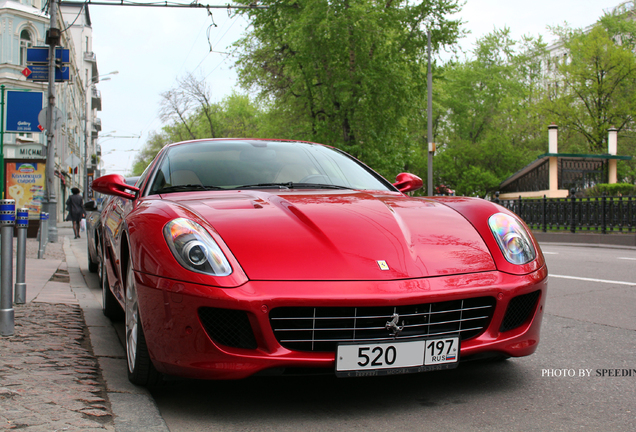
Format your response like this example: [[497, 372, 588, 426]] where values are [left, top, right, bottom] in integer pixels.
[[125, 254, 162, 386], [102, 267, 123, 321], [88, 242, 99, 273]]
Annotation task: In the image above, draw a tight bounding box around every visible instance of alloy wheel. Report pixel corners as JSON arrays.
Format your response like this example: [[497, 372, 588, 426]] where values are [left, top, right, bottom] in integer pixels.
[[125, 258, 139, 374]]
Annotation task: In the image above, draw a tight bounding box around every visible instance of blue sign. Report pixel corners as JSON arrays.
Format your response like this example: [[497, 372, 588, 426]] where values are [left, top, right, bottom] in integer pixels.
[[5, 91, 43, 133], [24, 65, 70, 82], [26, 47, 70, 64]]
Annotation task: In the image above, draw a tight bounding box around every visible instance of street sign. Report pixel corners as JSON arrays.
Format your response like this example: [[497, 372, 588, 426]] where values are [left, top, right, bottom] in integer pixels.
[[5, 91, 43, 133], [26, 47, 70, 64], [23, 65, 70, 82], [65, 154, 81, 169], [38, 107, 64, 132]]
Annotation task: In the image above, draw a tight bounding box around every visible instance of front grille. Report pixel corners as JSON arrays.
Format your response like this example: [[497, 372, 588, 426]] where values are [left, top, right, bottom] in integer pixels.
[[198, 307, 258, 349], [500, 290, 541, 333], [270, 297, 496, 352]]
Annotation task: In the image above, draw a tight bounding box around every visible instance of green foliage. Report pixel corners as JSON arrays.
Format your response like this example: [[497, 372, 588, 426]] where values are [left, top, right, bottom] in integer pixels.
[[233, 0, 463, 178], [584, 183, 636, 197], [542, 13, 636, 153], [131, 3, 635, 197], [131, 131, 171, 175], [433, 29, 548, 197], [131, 91, 265, 175]]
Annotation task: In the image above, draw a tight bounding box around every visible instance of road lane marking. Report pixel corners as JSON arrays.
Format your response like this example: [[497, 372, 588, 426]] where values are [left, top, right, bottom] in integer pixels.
[[543, 252, 559, 255], [550, 274, 636, 286], [618, 257, 636, 261]]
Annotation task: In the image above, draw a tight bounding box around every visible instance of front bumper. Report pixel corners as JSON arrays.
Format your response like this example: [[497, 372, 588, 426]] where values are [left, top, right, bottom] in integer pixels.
[[136, 267, 547, 380]]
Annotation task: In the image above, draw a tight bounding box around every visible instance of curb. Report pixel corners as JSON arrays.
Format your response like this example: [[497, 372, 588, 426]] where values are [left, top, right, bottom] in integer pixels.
[[63, 237, 169, 432], [533, 231, 636, 250]]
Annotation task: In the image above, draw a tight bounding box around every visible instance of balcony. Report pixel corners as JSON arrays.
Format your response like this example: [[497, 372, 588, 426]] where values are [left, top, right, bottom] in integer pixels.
[[91, 86, 102, 111], [93, 118, 102, 132], [83, 51, 99, 76], [84, 51, 96, 62]]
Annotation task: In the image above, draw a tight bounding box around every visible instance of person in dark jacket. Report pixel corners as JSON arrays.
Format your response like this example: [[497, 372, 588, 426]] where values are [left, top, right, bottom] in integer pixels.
[[66, 187, 85, 239]]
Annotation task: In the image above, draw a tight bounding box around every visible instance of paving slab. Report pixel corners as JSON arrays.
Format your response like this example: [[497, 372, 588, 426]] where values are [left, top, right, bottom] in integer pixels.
[[64, 235, 169, 432]]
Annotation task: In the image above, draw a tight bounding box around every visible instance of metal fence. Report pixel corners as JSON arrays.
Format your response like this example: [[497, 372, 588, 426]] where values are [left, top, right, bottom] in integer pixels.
[[495, 194, 636, 234]]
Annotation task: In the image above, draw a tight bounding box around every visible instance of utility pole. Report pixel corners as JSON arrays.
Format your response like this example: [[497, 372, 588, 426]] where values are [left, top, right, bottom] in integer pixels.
[[43, 0, 60, 242], [427, 29, 434, 196]]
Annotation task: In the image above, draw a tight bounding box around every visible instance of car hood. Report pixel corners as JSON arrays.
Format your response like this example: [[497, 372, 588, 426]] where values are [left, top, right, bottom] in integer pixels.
[[174, 190, 496, 281]]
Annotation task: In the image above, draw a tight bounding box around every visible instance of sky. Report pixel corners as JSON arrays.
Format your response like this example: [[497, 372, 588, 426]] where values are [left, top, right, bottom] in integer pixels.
[[88, 0, 627, 175]]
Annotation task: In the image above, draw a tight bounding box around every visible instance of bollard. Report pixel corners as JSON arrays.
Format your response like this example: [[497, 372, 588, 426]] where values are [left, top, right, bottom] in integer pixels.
[[0, 199, 15, 336], [14, 208, 29, 305], [37, 212, 49, 259]]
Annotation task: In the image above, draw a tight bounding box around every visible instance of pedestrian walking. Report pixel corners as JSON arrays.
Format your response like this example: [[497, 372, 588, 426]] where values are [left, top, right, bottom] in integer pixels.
[[66, 187, 85, 239]]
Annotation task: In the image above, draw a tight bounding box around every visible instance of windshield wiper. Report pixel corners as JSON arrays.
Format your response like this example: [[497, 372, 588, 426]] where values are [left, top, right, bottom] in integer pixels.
[[235, 182, 294, 190], [292, 183, 351, 190], [235, 182, 351, 190], [156, 184, 225, 193]]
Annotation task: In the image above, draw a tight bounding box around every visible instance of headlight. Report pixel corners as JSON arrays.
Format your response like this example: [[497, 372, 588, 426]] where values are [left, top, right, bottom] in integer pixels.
[[488, 213, 536, 265], [163, 218, 232, 276]]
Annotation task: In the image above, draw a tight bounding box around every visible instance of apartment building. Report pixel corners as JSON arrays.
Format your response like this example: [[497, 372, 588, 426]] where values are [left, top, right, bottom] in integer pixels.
[[0, 0, 105, 231]]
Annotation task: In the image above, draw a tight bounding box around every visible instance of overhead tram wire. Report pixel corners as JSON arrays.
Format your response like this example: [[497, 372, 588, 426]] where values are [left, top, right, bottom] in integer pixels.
[[178, 14, 214, 75], [83, 1, 264, 172], [80, 1, 267, 10], [201, 12, 245, 77]]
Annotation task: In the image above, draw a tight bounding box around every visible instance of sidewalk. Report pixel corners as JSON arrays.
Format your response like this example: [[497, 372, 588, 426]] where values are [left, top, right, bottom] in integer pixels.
[[533, 230, 636, 248], [0, 224, 168, 432]]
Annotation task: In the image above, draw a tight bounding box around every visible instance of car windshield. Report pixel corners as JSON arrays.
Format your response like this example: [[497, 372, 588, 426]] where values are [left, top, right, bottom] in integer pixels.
[[148, 140, 393, 194]]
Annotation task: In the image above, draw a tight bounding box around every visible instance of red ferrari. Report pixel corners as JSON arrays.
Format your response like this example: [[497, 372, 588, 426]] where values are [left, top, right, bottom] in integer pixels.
[[92, 139, 547, 386]]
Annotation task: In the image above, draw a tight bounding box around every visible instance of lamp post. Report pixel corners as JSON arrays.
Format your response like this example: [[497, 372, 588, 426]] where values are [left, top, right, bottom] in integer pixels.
[[84, 71, 118, 201]]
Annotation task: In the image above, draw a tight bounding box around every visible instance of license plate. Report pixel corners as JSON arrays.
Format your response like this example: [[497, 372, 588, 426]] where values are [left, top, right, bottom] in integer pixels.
[[336, 337, 459, 377]]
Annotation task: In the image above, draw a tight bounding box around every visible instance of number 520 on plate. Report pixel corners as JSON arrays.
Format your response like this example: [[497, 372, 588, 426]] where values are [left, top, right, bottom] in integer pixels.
[[336, 337, 459, 376]]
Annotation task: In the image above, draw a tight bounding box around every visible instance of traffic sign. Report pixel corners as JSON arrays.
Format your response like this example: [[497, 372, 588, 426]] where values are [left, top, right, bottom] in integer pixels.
[[5, 91, 43, 133], [38, 107, 64, 132], [65, 154, 81, 169], [23, 65, 70, 82], [26, 47, 70, 64]]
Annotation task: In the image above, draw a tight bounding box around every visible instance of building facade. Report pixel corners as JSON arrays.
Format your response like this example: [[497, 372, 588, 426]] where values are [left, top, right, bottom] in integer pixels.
[[0, 0, 104, 232]]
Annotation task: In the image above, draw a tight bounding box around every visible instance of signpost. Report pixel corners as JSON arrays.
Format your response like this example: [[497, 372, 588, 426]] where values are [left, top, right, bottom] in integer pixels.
[[26, 47, 70, 64], [37, 107, 63, 132], [23, 46, 70, 83], [22, 65, 70, 82]]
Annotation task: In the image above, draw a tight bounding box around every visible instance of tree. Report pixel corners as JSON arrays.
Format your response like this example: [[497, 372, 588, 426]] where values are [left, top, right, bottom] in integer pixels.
[[434, 29, 548, 197], [132, 85, 266, 174], [159, 73, 222, 140], [543, 12, 636, 153], [233, 0, 463, 177], [130, 131, 171, 175]]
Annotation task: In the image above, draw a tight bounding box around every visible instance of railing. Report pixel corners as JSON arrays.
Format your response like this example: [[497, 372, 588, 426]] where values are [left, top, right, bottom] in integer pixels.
[[495, 194, 636, 234], [84, 51, 96, 62]]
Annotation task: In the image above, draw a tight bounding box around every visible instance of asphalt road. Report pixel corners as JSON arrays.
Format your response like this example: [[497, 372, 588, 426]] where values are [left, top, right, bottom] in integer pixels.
[[144, 244, 636, 432]]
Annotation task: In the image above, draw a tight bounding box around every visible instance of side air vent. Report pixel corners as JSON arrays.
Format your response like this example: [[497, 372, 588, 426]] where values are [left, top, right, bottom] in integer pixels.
[[500, 290, 541, 333], [198, 307, 258, 349]]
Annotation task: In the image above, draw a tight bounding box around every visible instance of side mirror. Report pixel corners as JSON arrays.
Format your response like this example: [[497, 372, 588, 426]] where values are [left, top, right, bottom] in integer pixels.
[[83, 201, 98, 212], [92, 174, 140, 200], [393, 173, 423, 193]]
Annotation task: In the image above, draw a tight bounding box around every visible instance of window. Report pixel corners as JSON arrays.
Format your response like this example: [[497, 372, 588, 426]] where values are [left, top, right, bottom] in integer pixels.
[[20, 30, 32, 66], [17, 133, 33, 140]]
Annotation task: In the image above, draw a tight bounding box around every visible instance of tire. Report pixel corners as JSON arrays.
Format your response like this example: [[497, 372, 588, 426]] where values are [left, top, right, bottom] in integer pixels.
[[99, 250, 124, 321], [125, 254, 162, 386], [88, 243, 99, 273]]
